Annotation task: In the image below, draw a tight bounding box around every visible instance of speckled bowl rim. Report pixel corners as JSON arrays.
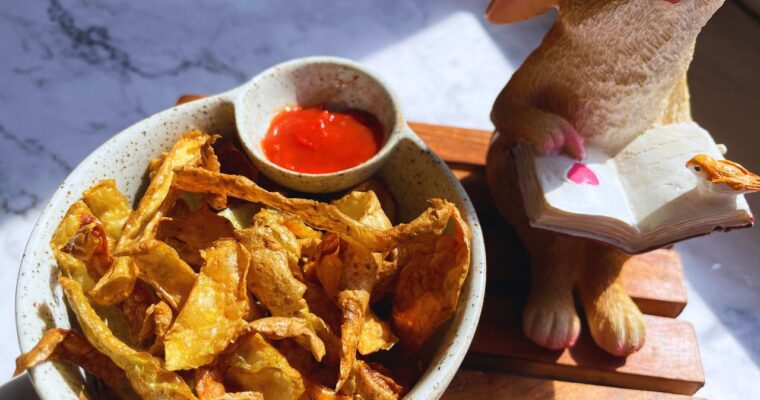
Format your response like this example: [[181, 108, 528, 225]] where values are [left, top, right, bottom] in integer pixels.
[[15, 72, 486, 400]]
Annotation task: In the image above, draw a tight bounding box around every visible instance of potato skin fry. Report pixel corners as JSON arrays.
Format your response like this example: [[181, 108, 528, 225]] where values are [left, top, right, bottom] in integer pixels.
[[358, 310, 398, 355], [164, 239, 250, 370], [243, 317, 325, 361], [350, 179, 398, 224], [392, 205, 471, 350], [132, 240, 197, 310], [235, 230, 307, 316], [329, 190, 394, 391], [52, 201, 99, 291], [89, 256, 138, 306], [172, 167, 454, 253], [43, 131, 473, 399], [60, 276, 198, 400], [82, 179, 132, 241], [61, 217, 113, 279], [225, 333, 305, 400], [137, 300, 173, 354], [335, 246, 377, 391], [348, 360, 404, 400], [201, 135, 228, 210], [15, 328, 137, 399], [194, 367, 263, 400], [116, 131, 211, 255], [157, 203, 235, 268]]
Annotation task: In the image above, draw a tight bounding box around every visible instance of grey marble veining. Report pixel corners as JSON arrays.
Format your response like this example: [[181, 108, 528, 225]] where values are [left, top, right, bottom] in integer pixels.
[[1, 0, 758, 398]]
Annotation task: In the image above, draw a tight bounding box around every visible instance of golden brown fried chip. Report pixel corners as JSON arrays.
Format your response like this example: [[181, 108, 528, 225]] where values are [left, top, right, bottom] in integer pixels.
[[358, 310, 398, 356], [164, 239, 250, 370], [148, 152, 167, 180], [52, 201, 98, 290], [82, 179, 132, 241], [335, 245, 377, 391], [303, 282, 341, 333], [133, 240, 197, 310], [117, 282, 156, 342], [116, 130, 212, 255], [58, 212, 139, 306], [225, 333, 305, 400], [194, 367, 227, 399], [332, 190, 392, 232], [89, 257, 138, 306], [201, 135, 228, 210], [61, 216, 113, 279], [391, 205, 471, 350], [137, 300, 173, 354], [329, 191, 394, 390], [195, 367, 263, 400], [242, 317, 325, 361], [313, 233, 342, 299], [157, 203, 235, 268], [172, 167, 454, 253], [236, 227, 307, 316], [305, 380, 352, 400], [60, 276, 198, 400], [257, 208, 322, 240], [217, 203, 261, 230], [351, 179, 397, 224], [332, 190, 399, 304], [14, 328, 137, 399], [250, 209, 304, 275], [371, 250, 399, 302], [340, 360, 403, 400]]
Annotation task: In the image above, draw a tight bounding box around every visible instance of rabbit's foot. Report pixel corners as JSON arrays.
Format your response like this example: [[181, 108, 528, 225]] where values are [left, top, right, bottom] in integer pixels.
[[583, 282, 646, 356], [522, 286, 581, 349]]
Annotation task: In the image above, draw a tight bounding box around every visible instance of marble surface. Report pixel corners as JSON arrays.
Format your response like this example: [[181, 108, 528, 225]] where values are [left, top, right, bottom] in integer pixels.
[[0, 0, 758, 398]]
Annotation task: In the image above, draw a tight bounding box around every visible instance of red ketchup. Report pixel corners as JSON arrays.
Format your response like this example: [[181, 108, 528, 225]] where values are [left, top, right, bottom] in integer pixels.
[[261, 106, 384, 174], [567, 162, 599, 185]]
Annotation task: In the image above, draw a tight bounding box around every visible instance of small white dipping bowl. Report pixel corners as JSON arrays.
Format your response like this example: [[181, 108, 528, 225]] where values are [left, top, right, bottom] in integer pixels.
[[235, 57, 410, 193], [15, 57, 486, 400]]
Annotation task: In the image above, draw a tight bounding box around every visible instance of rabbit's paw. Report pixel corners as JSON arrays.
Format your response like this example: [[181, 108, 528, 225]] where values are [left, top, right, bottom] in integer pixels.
[[519, 111, 585, 159], [584, 282, 646, 356], [522, 289, 581, 350]]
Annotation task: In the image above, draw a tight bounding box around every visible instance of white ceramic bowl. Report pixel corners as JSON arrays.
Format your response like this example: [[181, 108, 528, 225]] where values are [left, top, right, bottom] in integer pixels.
[[236, 57, 410, 193], [15, 57, 486, 400]]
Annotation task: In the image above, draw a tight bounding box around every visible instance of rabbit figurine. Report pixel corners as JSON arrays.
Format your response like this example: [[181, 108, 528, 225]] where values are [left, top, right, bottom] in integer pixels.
[[485, 0, 725, 356]]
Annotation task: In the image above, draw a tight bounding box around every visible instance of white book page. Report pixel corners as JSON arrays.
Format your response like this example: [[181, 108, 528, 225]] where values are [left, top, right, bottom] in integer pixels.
[[535, 146, 636, 226], [613, 122, 743, 231]]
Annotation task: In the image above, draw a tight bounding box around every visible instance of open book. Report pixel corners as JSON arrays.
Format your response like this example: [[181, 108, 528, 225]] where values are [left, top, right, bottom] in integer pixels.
[[515, 122, 754, 253]]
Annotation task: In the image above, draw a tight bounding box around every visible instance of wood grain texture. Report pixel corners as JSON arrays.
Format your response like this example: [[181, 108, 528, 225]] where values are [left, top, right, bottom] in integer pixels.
[[408, 121, 491, 166], [618, 251, 687, 318], [466, 297, 705, 395], [443, 370, 700, 400]]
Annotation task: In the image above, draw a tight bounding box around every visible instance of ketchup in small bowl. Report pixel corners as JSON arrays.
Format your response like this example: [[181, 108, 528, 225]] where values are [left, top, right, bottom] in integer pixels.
[[261, 106, 384, 174]]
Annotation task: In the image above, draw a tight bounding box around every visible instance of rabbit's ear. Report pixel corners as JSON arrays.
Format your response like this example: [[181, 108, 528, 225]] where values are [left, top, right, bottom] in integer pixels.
[[485, 0, 558, 23]]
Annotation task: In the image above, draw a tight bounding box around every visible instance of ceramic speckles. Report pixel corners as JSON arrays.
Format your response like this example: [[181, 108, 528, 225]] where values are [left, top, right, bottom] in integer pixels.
[[16, 57, 486, 400]]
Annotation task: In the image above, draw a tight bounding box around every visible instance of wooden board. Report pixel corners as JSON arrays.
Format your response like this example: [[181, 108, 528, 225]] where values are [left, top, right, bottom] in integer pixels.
[[442, 370, 700, 400], [466, 297, 704, 395]]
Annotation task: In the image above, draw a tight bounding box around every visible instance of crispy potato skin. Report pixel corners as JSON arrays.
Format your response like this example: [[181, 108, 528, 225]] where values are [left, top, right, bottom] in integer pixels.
[[24, 131, 471, 399]]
